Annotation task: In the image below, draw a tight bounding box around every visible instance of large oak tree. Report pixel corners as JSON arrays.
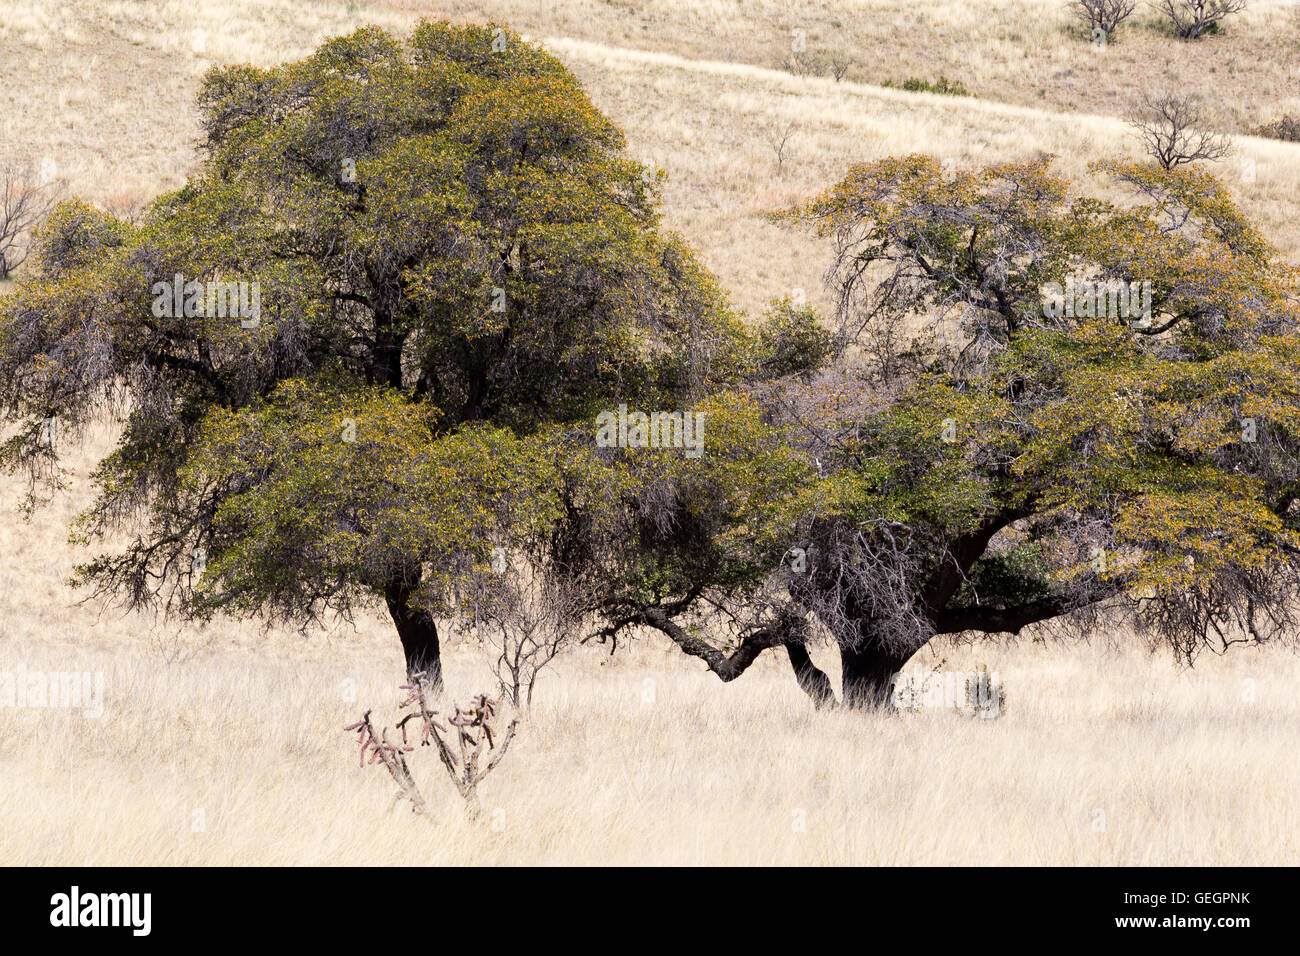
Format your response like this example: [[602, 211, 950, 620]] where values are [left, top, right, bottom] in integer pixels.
[[579, 156, 1300, 709], [0, 22, 747, 688]]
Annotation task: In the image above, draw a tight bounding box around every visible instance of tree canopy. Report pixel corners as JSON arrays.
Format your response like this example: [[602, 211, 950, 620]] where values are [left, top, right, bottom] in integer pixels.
[[575, 155, 1300, 708], [0, 22, 756, 688]]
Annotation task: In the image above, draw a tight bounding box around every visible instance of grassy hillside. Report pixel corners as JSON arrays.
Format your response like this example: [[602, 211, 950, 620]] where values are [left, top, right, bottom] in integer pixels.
[[3, 0, 1299, 315]]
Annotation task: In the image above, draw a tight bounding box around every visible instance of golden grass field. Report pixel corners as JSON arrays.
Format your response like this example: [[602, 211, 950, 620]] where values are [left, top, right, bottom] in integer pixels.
[[3, 0, 1300, 865]]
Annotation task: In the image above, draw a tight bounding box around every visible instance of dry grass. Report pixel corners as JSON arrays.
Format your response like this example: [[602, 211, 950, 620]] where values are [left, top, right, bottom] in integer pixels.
[[2, 423, 1299, 866], [6, 619, 1300, 865], [2, 0, 1300, 865]]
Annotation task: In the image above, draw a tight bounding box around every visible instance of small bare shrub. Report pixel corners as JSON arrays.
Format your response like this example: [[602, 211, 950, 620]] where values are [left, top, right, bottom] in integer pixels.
[[457, 560, 581, 709], [764, 121, 799, 176], [1254, 116, 1300, 143], [102, 190, 149, 226], [1154, 0, 1247, 40], [1069, 0, 1138, 41], [1128, 93, 1231, 169], [0, 162, 59, 280]]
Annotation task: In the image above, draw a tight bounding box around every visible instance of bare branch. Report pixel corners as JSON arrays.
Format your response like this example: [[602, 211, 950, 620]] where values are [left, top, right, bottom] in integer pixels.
[[1128, 93, 1232, 170], [0, 161, 60, 280], [1155, 0, 1247, 40]]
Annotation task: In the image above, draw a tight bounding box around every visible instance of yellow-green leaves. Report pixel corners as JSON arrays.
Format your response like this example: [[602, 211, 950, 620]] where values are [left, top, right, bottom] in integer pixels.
[[180, 377, 563, 616]]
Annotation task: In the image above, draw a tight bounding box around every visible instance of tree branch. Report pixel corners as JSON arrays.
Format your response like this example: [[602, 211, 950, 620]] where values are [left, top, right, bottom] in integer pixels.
[[932, 595, 1069, 635], [638, 607, 787, 681], [784, 641, 836, 708]]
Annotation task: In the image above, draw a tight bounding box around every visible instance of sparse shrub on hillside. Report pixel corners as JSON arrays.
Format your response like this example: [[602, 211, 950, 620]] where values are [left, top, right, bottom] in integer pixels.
[[1155, 0, 1247, 40], [782, 51, 813, 78], [1254, 116, 1300, 143], [1128, 92, 1231, 169], [346, 677, 519, 816], [883, 76, 972, 97], [782, 49, 852, 82], [1069, 0, 1138, 42], [763, 120, 799, 175]]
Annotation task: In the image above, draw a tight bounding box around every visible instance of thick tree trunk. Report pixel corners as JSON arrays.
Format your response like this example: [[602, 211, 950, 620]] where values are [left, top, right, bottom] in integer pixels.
[[384, 577, 443, 692], [839, 642, 914, 710]]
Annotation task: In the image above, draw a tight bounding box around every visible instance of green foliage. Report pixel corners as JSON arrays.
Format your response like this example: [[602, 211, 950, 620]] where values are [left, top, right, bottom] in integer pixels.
[[556, 389, 815, 615], [0, 21, 751, 635], [169, 377, 561, 619], [4, 20, 1299, 680], [589, 153, 1300, 673], [32, 199, 130, 276], [767, 153, 1300, 651], [882, 76, 972, 97], [957, 543, 1056, 609], [747, 298, 834, 379]]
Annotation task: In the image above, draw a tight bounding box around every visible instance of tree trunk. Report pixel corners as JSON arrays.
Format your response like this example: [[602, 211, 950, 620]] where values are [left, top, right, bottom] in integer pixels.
[[839, 642, 914, 710], [785, 642, 837, 708], [384, 577, 443, 692]]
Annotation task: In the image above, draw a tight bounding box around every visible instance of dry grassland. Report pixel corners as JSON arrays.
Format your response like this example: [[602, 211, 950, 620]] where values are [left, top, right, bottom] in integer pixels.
[[1, 0, 1299, 865]]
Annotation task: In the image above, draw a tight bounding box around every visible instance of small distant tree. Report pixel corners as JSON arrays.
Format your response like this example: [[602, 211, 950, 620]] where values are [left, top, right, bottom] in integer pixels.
[[1155, 0, 1247, 40], [1069, 0, 1138, 41], [764, 121, 799, 176], [1129, 93, 1231, 170], [458, 559, 581, 709], [0, 163, 58, 280]]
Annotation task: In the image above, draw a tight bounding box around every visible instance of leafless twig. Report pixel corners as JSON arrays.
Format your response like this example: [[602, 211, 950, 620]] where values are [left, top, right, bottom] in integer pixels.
[[764, 122, 799, 177]]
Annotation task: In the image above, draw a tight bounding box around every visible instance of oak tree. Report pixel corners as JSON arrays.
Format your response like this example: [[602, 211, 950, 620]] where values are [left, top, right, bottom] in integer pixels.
[[584, 155, 1300, 709], [0, 23, 745, 688]]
